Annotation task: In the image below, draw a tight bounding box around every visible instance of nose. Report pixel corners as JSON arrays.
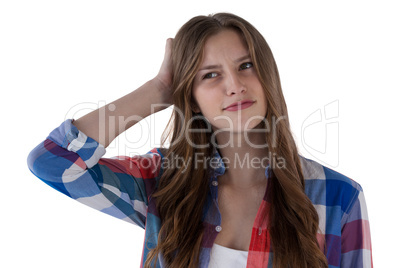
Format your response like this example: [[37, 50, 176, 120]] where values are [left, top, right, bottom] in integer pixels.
[[225, 71, 246, 95]]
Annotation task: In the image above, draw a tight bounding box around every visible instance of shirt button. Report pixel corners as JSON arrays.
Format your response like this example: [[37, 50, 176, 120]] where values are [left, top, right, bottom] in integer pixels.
[[215, 226, 222, 232], [212, 181, 218, 186]]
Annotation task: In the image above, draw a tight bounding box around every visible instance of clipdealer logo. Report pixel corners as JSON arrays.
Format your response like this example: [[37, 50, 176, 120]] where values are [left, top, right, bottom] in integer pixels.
[[301, 100, 339, 168]]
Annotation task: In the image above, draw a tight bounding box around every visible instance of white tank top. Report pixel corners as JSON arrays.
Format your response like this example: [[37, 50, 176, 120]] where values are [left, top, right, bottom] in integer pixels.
[[208, 243, 248, 268]]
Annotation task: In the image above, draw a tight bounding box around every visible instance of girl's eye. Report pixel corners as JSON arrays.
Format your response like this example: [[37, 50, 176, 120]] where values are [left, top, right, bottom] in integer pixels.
[[203, 72, 218, 79], [240, 62, 253, 70]]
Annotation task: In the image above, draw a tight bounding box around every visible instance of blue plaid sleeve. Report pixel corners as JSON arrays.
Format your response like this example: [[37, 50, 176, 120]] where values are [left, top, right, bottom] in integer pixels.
[[340, 189, 373, 267], [27, 119, 163, 228]]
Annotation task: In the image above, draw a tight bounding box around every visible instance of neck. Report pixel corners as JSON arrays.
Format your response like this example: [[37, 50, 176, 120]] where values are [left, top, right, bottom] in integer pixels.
[[213, 129, 270, 189]]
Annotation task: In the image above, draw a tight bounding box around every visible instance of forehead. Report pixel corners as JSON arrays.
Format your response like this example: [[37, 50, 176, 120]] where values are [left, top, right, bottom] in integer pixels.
[[201, 29, 249, 63]]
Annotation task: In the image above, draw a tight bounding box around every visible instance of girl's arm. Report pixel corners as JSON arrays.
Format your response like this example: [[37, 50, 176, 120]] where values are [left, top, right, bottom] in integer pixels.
[[27, 39, 173, 228], [340, 189, 373, 267]]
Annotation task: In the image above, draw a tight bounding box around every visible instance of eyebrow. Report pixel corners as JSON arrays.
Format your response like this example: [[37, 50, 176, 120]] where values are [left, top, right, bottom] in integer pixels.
[[198, 54, 251, 71]]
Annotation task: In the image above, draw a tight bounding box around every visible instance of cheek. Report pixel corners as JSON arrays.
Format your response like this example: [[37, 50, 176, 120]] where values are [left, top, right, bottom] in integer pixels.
[[193, 88, 216, 109], [191, 88, 202, 112]]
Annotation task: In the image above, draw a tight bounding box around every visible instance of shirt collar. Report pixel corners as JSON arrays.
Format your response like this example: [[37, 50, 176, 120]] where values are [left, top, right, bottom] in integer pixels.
[[210, 146, 226, 176]]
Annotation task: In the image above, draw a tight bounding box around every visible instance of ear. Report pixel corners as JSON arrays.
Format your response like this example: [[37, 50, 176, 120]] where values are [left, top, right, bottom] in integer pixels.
[[191, 101, 201, 114], [192, 106, 201, 114]]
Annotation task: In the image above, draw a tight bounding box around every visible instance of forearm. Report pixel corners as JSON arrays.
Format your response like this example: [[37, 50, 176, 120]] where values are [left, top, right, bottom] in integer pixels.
[[72, 79, 170, 148]]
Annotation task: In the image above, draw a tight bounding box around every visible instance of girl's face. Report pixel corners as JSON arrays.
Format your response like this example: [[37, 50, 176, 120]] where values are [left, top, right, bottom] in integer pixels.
[[192, 29, 268, 133]]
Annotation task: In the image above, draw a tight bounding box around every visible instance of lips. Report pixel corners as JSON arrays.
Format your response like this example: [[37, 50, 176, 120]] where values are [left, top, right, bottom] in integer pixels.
[[224, 100, 255, 111]]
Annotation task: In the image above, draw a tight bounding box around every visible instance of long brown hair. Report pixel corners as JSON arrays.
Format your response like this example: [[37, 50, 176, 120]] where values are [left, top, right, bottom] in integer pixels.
[[145, 13, 328, 268]]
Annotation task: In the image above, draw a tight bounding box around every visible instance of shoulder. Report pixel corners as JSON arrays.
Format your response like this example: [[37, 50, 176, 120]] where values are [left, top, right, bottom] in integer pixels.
[[128, 147, 166, 177], [99, 147, 166, 180], [299, 155, 363, 215]]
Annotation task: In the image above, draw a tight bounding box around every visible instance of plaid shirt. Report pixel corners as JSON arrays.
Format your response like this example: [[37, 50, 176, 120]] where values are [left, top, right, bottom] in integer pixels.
[[27, 119, 373, 267]]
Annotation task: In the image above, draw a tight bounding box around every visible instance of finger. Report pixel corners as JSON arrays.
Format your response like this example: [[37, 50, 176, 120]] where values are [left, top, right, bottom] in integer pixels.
[[158, 38, 173, 78], [164, 38, 173, 58]]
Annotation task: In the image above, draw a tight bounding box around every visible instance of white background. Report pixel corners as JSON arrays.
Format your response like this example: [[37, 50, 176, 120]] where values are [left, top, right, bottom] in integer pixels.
[[1, 0, 400, 267]]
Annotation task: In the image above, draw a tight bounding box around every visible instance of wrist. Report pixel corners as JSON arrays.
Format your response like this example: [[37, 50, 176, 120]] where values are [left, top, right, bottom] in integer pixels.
[[150, 77, 173, 107]]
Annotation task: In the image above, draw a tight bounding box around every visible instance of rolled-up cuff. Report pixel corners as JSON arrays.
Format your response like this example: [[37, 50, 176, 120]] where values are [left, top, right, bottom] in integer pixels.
[[47, 119, 106, 168]]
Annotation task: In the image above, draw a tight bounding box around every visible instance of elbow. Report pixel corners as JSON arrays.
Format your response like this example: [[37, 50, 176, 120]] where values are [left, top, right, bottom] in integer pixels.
[[27, 139, 67, 184], [27, 139, 74, 197], [27, 141, 47, 179]]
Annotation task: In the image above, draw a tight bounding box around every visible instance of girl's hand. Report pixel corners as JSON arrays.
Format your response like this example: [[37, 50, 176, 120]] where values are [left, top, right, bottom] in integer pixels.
[[154, 38, 174, 105]]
